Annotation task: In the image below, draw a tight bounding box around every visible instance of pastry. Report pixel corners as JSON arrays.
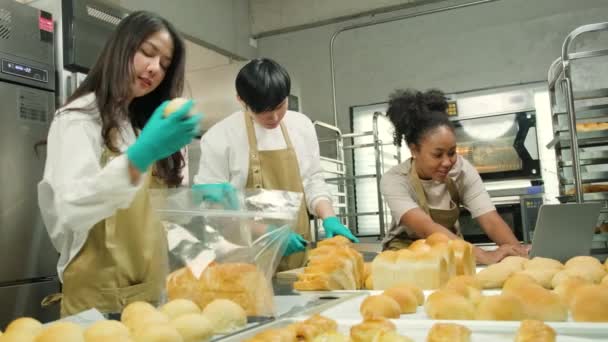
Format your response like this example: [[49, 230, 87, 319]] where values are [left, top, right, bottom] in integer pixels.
[[160, 299, 201, 320], [514, 320, 556, 342], [426, 323, 471, 342], [383, 287, 418, 314], [424, 290, 475, 320], [201, 299, 246, 334], [170, 314, 213, 342], [360, 294, 401, 319], [475, 293, 525, 321], [571, 284, 608, 322], [350, 318, 396, 342]]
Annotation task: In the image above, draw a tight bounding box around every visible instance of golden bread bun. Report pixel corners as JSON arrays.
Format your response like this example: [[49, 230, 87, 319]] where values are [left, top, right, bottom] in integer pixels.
[[5, 318, 42, 335], [426, 323, 471, 342], [514, 320, 556, 342], [124, 310, 170, 335], [121, 301, 157, 324], [426, 233, 450, 246], [201, 299, 247, 334], [475, 293, 525, 321], [350, 318, 396, 342], [360, 294, 401, 319], [424, 290, 475, 320], [245, 328, 297, 342], [170, 314, 213, 342], [84, 320, 130, 341], [312, 332, 350, 342], [515, 268, 559, 289], [524, 257, 563, 270], [565, 256, 602, 269], [132, 325, 182, 342], [383, 287, 418, 314], [475, 262, 522, 289], [503, 273, 539, 292], [554, 276, 589, 307], [160, 299, 201, 320], [304, 314, 338, 333], [552, 265, 606, 286], [442, 276, 482, 305], [501, 256, 529, 269], [571, 284, 608, 322], [391, 282, 424, 305], [164, 98, 191, 117], [372, 330, 414, 342], [0, 330, 38, 342], [504, 283, 567, 321], [35, 322, 84, 342]]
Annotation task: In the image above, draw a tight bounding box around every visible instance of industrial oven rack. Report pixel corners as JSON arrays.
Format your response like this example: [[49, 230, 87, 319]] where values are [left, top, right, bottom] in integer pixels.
[[312, 112, 400, 241], [547, 22, 608, 221]]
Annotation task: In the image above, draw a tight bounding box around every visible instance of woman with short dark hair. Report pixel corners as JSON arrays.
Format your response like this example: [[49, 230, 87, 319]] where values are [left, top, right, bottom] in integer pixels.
[[38, 11, 201, 316], [380, 88, 527, 264], [194, 58, 358, 271]]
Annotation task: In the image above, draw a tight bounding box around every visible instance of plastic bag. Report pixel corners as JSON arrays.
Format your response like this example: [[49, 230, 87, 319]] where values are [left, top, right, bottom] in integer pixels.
[[149, 188, 301, 317]]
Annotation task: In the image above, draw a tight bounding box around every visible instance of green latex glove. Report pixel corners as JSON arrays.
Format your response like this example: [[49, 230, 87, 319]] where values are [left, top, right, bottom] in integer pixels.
[[267, 225, 308, 256], [192, 183, 240, 210], [322, 216, 360, 243], [127, 100, 202, 172]]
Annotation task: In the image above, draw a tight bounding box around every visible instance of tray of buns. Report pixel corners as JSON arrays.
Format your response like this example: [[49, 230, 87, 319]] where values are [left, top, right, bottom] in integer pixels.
[[222, 315, 605, 341]]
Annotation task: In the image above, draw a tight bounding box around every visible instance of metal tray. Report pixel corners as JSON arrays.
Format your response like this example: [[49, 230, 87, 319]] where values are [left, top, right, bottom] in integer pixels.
[[554, 104, 608, 119], [560, 173, 608, 185], [556, 130, 608, 148]]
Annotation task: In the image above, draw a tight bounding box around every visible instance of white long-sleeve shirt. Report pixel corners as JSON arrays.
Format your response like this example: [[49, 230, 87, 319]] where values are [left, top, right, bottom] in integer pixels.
[[38, 93, 143, 281], [194, 110, 331, 214]]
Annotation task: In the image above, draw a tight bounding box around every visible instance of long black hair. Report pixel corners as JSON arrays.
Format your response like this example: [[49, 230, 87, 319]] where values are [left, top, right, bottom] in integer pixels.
[[235, 58, 291, 113], [63, 11, 186, 186], [386, 89, 453, 147]]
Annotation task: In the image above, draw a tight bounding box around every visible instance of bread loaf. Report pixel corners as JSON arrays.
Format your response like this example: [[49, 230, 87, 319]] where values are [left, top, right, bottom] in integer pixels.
[[372, 247, 449, 290], [514, 320, 556, 342], [426, 323, 471, 342], [166, 263, 274, 316]]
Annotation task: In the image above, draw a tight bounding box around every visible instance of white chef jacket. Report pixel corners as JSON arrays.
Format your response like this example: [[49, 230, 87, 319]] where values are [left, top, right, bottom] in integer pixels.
[[194, 110, 331, 214], [38, 93, 143, 281]]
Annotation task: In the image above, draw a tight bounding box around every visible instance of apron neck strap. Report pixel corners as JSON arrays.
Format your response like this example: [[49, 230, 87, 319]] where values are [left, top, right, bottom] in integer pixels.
[[243, 112, 293, 152], [409, 159, 460, 214]]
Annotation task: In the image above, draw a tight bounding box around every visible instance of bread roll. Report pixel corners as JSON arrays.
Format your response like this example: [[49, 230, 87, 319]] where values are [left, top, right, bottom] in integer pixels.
[[515, 268, 559, 289], [552, 265, 606, 285], [475, 293, 525, 321], [504, 283, 567, 321], [132, 325, 183, 342], [244, 328, 296, 342], [442, 276, 482, 305], [503, 273, 539, 292], [5, 318, 42, 335], [565, 256, 602, 269], [164, 98, 192, 117], [121, 301, 158, 325], [501, 256, 529, 269], [290, 314, 337, 341], [201, 299, 246, 334], [424, 290, 475, 320], [383, 287, 418, 314], [475, 262, 522, 289], [35, 322, 84, 342], [554, 276, 589, 307], [124, 310, 170, 335], [426, 233, 450, 246], [84, 320, 130, 342], [350, 318, 396, 342], [167, 263, 274, 316], [160, 299, 201, 320], [371, 330, 414, 342], [426, 323, 471, 342], [304, 314, 338, 333], [312, 332, 350, 342], [296, 244, 364, 290], [360, 294, 401, 319], [170, 314, 213, 342], [1, 330, 38, 342], [571, 284, 608, 322], [524, 257, 563, 270], [392, 282, 424, 305], [514, 320, 556, 342]]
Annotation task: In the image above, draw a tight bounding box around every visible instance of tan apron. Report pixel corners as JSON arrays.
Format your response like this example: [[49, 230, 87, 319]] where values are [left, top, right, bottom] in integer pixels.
[[385, 160, 461, 251], [244, 113, 310, 272], [59, 149, 169, 316]]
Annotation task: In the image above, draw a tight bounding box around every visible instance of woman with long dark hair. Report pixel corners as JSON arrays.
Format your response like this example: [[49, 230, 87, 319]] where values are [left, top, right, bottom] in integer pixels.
[[38, 11, 201, 316], [380, 89, 527, 264]]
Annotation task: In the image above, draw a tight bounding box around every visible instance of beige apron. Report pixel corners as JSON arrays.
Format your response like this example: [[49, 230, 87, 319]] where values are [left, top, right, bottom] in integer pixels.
[[385, 160, 461, 251], [244, 113, 310, 271], [59, 149, 169, 316]]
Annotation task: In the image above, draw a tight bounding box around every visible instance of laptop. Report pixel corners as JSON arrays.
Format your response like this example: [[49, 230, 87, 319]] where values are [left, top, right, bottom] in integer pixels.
[[529, 203, 603, 262]]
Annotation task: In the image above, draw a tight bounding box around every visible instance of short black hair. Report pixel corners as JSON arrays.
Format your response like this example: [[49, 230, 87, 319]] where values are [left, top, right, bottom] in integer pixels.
[[386, 88, 453, 147], [235, 58, 291, 113]]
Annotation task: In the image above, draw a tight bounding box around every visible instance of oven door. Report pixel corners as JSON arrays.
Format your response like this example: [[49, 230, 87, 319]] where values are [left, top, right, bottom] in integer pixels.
[[459, 202, 524, 244]]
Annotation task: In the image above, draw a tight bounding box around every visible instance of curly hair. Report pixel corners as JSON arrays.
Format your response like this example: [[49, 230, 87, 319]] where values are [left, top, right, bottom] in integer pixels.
[[386, 88, 453, 147]]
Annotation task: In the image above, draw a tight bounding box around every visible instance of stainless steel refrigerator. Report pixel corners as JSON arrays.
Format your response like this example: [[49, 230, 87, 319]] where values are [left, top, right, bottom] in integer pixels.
[[0, 0, 60, 327]]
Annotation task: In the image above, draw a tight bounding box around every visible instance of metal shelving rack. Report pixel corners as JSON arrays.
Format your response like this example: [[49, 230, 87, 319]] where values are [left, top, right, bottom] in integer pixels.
[[313, 112, 400, 241], [547, 22, 608, 213]]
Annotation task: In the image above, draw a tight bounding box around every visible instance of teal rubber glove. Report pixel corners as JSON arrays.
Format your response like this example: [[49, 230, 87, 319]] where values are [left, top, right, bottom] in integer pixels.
[[322, 216, 360, 243], [285, 232, 308, 256], [127, 100, 202, 172], [266, 225, 308, 256], [192, 183, 240, 210]]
